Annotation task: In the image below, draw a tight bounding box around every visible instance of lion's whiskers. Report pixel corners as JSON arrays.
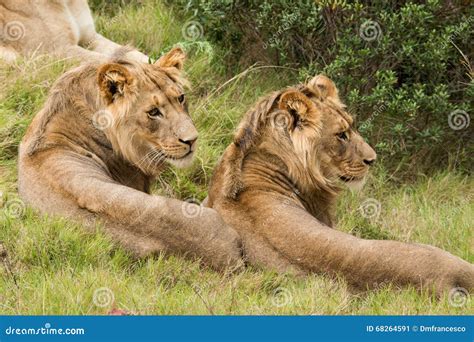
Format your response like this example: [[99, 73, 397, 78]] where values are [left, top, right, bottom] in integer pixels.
[[145, 149, 167, 172], [136, 149, 157, 170]]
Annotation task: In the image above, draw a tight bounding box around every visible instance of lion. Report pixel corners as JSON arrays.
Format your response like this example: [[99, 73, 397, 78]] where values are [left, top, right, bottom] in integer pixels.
[[207, 75, 474, 295], [18, 47, 242, 270], [0, 0, 147, 63]]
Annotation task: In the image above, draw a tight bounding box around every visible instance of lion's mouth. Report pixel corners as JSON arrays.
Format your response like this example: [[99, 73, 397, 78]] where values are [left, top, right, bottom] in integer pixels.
[[339, 175, 367, 191], [166, 150, 194, 160], [339, 175, 362, 182], [165, 150, 195, 169], [150, 143, 194, 162]]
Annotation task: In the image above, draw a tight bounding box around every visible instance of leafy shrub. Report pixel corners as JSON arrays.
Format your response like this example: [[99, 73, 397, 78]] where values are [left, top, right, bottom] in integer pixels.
[[174, 0, 473, 174]]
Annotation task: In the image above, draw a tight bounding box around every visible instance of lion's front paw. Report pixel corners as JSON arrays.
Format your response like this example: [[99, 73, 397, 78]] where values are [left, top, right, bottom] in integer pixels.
[[435, 257, 474, 297], [201, 209, 244, 271]]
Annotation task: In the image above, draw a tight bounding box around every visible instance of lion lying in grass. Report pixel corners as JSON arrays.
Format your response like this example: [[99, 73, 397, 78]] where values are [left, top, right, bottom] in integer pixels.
[[18, 47, 242, 270], [207, 75, 474, 294], [0, 0, 147, 62]]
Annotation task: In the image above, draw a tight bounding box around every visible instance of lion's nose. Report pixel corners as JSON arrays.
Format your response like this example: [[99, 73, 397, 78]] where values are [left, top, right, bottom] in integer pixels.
[[179, 136, 198, 149], [363, 158, 376, 166], [177, 120, 198, 149]]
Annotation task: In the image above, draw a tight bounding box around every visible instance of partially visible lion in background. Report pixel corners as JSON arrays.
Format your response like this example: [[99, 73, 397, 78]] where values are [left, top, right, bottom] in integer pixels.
[[207, 75, 474, 295], [18, 47, 243, 270], [0, 0, 147, 62]]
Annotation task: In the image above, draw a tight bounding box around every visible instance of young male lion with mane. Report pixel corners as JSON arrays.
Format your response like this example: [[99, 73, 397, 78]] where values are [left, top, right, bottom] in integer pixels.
[[18, 47, 242, 270], [207, 75, 474, 295], [0, 0, 147, 62]]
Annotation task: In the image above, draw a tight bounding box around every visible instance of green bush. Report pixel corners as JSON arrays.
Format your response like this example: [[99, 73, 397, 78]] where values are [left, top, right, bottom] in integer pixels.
[[174, 0, 473, 174]]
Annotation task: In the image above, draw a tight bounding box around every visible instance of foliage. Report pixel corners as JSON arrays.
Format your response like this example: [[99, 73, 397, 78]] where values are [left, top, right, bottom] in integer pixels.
[[174, 0, 474, 174]]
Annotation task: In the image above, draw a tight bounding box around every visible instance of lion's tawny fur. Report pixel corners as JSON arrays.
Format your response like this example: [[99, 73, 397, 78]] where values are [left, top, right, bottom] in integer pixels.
[[0, 0, 147, 62], [207, 75, 474, 294], [18, 47, 242, 270]]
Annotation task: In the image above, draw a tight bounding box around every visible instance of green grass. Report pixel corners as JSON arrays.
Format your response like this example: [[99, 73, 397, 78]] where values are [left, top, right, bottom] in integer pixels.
[[0, 0, 472, 315]]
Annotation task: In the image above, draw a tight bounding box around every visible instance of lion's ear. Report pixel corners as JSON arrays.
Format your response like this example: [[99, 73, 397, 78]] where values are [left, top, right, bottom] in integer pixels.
[[155, 47, 186, 70], [306, 75, 340, 101], [97, 63, 134, 104], [278, 90, 319, 124]]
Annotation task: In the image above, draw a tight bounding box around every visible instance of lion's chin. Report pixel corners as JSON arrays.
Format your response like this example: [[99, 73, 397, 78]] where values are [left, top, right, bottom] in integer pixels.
[[344, 177, 367, 191], [166, 152, 195, 169], [339, 175, 367, 191]]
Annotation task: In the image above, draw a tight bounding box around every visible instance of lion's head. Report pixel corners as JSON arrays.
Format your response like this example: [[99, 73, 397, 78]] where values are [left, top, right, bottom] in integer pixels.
[[217, 74, 376, 201], [303, 75, 377, 190], [96, 47, 197, 175]]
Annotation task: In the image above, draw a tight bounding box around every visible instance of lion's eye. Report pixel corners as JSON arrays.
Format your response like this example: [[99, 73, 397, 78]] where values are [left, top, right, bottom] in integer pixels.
[[178, 94, 185, 104], [147, 108, 163, 118], [337, 131, 348, 141]]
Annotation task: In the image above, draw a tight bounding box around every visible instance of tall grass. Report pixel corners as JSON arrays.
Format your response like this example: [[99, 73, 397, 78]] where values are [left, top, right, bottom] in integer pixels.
[[0, 0, 472, 315]]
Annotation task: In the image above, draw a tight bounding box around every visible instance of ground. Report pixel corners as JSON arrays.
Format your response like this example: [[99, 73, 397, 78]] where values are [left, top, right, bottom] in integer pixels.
[[0, 0, 472, 314]]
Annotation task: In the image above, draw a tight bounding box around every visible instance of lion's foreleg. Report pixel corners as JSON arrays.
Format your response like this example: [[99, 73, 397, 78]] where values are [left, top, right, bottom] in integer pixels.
[[69, 0, 148, 63], [253, 197, 474, 294], [56, 45, 106, 62], [84, 33, 149, 63], [37, 152, 243, 270]]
